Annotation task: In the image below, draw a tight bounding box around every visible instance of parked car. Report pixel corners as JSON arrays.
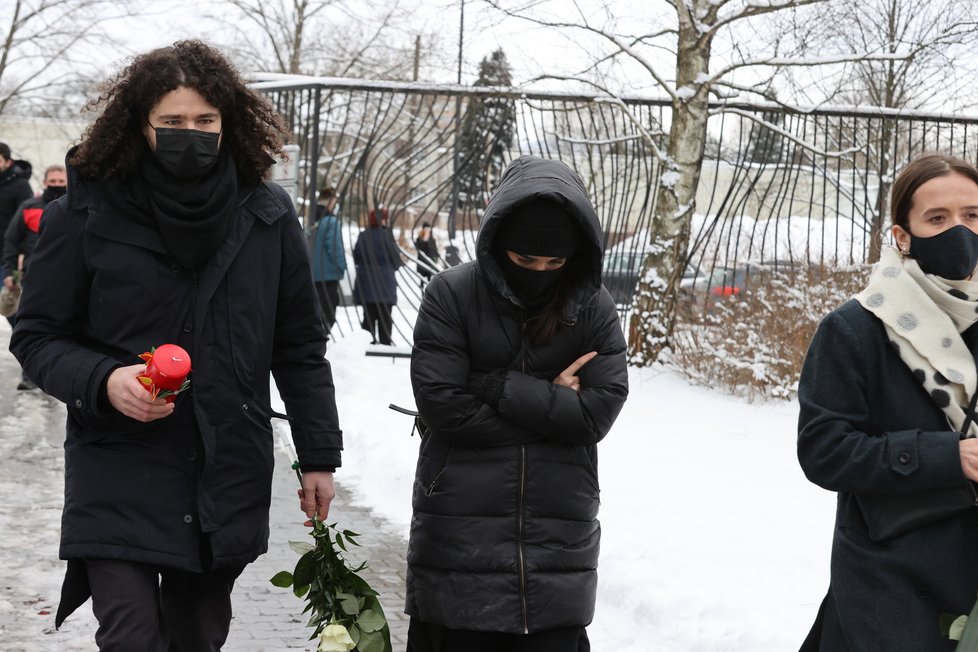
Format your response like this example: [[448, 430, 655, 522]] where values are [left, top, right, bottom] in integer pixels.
[[602, 251, 749, 307], [602, 251, 645, 304], [682, 264, 746, 296]]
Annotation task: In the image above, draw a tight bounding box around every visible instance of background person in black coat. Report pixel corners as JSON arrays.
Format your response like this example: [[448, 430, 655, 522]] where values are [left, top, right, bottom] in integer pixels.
[[353, 207, 401, 345], [0, 142, 33, 235], [9, 41, 341, 651], [798, 153, 978, 651], [3, 164, 67, 390], [407, 156, 629, 652], [414, 221, 439, 287]]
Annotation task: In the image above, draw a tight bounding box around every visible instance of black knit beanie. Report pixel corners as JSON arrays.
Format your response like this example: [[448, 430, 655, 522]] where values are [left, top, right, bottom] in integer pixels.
[[494, 198, 581, 257]]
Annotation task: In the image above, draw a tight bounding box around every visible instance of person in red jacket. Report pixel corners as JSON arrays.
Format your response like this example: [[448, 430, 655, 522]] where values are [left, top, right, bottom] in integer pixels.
[[4, 165, 67, 283], [3, 164, 67, 389]]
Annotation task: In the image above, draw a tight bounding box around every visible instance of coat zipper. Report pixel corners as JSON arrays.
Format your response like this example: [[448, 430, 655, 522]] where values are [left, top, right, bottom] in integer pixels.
[[518, 317, 529, 634], [518, 444, 528, 634]]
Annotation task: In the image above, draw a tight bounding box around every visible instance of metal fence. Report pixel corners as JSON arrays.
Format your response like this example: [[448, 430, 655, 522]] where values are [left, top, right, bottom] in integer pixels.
[[251, 73, 978, 345]]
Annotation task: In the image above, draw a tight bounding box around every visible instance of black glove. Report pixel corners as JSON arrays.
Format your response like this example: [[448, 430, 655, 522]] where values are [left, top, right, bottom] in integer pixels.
[[472, 368, 508, 408]]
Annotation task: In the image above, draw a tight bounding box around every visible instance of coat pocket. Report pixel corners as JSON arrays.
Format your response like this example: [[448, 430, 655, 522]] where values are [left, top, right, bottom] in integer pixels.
[[416, 434, 452, 496]]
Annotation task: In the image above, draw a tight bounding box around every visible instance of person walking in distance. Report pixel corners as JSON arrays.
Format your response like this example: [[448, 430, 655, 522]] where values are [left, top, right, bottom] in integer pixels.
[[3, 164, 68, 389], [414, 221, 440, 288], [310, 187, 346, 337], [353, 207, 401, 345], [0, 142, 33, 237]]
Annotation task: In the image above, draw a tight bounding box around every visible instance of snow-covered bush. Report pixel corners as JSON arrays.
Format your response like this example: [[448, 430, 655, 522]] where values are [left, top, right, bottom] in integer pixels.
[[671, 265, 870, 401]]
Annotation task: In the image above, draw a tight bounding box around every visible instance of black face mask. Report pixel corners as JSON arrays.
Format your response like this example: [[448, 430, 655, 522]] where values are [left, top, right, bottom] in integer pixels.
[[908, 224, 978, 280], [151, 127, 221, 180], [42, 185, 67, 203], [499, 254, 565, 302]]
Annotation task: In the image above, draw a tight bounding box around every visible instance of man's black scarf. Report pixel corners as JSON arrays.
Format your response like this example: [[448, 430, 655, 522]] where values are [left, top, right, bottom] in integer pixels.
[[108, 148, 239, 271]]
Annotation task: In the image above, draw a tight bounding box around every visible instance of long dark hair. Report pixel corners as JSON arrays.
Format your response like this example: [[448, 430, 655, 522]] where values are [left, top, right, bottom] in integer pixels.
[[70, 40, 290, 186]]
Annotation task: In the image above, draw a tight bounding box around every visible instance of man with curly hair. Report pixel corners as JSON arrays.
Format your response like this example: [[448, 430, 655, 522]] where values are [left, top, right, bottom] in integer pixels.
[[9, 40, 342, 650]]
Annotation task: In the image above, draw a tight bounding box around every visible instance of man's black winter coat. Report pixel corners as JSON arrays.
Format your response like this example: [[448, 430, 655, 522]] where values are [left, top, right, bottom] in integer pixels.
[[407, 156, 629, 634], [10, 166, 342, 572]]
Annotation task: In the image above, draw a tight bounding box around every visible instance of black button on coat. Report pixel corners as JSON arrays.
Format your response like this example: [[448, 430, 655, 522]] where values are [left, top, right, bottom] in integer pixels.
[[798, 299, 978, 651], [407, 156, 629, 633], [9, 166, 343, 572]]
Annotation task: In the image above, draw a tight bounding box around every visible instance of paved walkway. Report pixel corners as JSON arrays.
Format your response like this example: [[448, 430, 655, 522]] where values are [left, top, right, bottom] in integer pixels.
[[0, 327, 409, 651]]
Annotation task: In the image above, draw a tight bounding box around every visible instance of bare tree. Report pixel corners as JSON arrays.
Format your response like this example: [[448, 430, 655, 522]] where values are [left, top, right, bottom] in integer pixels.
[[0, 0, 147, 116], [787, 0, 978, 262], [484, 0, 962, 365], [212, 0, 423, 78]]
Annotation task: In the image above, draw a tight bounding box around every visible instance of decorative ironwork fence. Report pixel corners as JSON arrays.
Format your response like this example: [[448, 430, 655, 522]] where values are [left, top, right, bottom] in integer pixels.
[[251, 74, 978, 345]]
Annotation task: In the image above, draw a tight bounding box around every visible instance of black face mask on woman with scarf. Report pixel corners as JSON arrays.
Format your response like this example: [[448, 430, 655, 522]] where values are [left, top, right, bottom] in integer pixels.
[[908, 224, 978, 280]]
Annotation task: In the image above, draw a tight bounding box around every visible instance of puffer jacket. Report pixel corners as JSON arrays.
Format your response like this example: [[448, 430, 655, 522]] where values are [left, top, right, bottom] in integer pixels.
[[407, 155, 629, 633], [10, 162, 342, 573]]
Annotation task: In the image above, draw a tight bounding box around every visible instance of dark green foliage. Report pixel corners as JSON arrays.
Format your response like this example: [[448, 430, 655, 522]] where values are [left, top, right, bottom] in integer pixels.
[[457, 48, 517, 209]]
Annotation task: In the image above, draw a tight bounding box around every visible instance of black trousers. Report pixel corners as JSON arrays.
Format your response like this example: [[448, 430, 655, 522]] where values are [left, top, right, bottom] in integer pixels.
[[407, 618, 590, 652], [85, 558, 244, 651], [362, 302, 393, 345], [314, 280, 340, 333]]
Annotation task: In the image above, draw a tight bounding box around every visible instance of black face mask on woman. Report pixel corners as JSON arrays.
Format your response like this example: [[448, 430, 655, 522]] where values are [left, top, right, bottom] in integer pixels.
[[499, 254, 565, 302], [908, 224, 978, 280], [151, 127, 221, 180]]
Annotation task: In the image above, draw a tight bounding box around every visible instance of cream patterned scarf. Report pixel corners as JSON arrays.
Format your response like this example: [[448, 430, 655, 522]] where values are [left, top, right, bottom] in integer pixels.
[[856, 246, 978, 437]]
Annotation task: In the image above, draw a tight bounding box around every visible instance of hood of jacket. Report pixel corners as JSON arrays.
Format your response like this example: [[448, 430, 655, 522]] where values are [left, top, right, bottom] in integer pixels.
[[0, 159, 32, 185], [476, 155, 604, 321]]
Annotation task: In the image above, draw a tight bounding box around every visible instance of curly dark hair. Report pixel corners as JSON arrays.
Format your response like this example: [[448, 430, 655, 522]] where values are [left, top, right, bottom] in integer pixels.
[[70, 40, 290, 186]]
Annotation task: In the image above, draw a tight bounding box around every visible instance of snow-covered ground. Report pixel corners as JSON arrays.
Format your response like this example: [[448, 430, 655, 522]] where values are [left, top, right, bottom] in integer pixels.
[[300, 313, 837, 651]]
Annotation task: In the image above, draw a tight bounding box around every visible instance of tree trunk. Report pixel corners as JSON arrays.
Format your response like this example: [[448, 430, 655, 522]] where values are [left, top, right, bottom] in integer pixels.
[[868, 119, 893, 264], [628, 9, 712, 365]]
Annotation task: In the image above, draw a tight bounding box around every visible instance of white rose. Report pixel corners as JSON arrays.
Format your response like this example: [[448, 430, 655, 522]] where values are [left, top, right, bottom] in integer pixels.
[[317, 623, 357, 652]]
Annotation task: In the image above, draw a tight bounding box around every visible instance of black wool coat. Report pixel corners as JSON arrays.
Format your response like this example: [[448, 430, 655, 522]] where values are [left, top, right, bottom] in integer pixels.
[[0, 160, 34, 233], [798, 299, 978, 652], [407, 156, 629, 634], [10, 166, 343, 572], [352, 226, 401, 306]]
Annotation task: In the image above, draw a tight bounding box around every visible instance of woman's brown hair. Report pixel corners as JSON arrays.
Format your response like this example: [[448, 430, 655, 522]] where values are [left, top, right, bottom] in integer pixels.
[[891, 153, 978, 231], [69, 40, 290, 186]]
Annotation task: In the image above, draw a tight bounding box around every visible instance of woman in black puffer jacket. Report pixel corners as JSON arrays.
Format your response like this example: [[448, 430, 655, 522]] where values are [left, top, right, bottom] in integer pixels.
[[407, 155, 629, 652]]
